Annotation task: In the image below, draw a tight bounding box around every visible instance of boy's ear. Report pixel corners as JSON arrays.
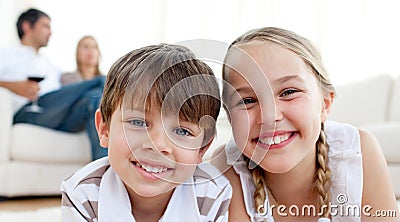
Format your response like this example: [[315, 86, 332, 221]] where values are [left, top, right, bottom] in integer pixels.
[[321, 91, 335, 122], [197, 138, 214, 164], [95, 109, 109, 148], [223, 105, 231, 124]]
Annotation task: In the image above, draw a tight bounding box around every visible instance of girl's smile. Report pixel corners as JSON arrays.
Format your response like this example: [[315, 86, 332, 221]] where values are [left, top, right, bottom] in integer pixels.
[[225, 41, 329, 174], [256, 131, 297, 150]]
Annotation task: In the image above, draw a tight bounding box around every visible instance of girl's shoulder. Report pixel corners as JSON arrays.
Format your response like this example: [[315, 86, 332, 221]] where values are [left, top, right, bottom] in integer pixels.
[[358, 128, 399, 219], [324, 120, 361, 155]]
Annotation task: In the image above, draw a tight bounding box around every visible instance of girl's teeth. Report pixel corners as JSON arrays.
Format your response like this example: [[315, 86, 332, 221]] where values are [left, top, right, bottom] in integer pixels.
[[260, 133, 291, 145]]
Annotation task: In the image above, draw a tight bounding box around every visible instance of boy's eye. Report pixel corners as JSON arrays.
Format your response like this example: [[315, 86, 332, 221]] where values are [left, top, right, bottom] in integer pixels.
[[174, 128, 193, 136], [243, 98, 256, 104], [237, 97, 256, 106], [130, 119, 147, 127]]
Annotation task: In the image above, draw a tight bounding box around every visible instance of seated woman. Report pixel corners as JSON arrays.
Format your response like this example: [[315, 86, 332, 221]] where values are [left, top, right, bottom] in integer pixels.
[[61, 35, 102, 85]]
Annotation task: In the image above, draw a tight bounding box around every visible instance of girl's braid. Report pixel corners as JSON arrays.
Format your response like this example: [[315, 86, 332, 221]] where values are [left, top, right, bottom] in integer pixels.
[[315, 122, 332, 218]]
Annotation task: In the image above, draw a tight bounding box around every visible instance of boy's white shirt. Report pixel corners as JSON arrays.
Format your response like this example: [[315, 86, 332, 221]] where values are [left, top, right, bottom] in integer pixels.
[[61, 157, 231, 222], [97, 167, 202, 221]]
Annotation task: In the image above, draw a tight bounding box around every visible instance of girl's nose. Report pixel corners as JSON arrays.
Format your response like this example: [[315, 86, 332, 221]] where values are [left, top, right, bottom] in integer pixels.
[[257, 99, 282, 128]]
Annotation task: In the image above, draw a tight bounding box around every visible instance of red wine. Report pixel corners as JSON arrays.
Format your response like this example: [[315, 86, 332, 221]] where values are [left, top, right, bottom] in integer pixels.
[[28, 76, 45, 82]]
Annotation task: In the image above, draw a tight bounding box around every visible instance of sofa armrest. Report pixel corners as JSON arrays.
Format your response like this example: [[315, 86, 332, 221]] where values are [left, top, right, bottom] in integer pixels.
[[329, 74, 393, 126], [362, 123, 400, 164], [0, 87, 13, 161], [389, 75, 400, 121]]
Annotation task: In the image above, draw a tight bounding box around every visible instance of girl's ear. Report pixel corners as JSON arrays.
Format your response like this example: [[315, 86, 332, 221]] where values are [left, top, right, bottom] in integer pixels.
[[95, 109, 109, 148], [321, 91, 335, 122]]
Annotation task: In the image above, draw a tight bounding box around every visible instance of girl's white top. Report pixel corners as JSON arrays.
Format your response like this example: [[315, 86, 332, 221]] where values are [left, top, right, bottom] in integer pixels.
[[226, 120, 363, 222]]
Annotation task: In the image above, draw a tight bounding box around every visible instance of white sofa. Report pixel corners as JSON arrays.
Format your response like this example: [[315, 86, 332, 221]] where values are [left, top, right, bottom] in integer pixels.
[[0, 87, 92, 197], [329, 74, 400, 198]]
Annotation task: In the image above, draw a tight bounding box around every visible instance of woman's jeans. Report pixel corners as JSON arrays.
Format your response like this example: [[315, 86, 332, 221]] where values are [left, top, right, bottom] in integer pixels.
[[13, 76, 107, 160]]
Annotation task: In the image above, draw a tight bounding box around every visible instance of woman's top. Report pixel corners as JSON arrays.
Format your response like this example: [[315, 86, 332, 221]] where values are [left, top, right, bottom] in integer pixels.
[[61, 71, 84, 86]]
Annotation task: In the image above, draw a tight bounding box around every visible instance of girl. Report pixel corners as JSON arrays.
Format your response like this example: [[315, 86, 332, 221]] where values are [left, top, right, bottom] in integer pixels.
[[217, 27, 399, 221]]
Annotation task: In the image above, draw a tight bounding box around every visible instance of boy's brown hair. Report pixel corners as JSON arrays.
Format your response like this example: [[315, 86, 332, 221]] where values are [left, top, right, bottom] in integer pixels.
[[100, 43, 221, 147]]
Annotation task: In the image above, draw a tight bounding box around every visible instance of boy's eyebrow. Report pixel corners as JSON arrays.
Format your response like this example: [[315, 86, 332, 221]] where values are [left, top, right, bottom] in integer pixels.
[[122, 108, 145, 113], [229, 86, 254, 97]]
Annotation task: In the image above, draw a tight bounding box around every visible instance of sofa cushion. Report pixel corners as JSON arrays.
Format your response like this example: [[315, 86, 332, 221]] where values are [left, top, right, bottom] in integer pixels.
[[389, 75, 400, 121], [10, 124, 92, 163], [0, 161, 85, 197], [329, 74, 393, 126]]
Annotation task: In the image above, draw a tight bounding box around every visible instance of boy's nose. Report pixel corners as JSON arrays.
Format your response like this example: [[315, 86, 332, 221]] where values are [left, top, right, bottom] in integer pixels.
[[147, 130, 173, 155]]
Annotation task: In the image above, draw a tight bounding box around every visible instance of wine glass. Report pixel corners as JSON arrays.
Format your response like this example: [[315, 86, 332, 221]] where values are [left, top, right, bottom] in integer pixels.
[[24, 75, 45, 113]]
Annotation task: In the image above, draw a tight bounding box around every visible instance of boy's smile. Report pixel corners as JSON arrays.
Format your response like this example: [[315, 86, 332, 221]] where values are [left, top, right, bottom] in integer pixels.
[[132, 159, 174, 181], [96, 106, 207, 198]]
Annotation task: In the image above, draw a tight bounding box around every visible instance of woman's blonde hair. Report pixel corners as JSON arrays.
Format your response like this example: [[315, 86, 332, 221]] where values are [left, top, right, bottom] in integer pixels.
[[76, 35, 102, 76], [222, 27, 335, 218]]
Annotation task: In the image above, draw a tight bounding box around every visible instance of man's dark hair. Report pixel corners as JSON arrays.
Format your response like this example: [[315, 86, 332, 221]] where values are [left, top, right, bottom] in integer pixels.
[[16, 8, 50, 40]]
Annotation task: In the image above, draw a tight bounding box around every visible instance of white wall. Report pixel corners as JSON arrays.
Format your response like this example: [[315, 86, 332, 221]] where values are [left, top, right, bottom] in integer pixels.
[[1, 0, 400, 86]]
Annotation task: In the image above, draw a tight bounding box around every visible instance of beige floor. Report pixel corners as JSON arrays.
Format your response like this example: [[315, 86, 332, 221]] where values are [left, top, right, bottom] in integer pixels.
[[0, 196, 61, 211]]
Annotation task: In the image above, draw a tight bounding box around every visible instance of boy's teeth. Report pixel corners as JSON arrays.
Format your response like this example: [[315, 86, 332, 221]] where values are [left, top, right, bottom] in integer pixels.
[[260, 133, 290, 145], [137, 163, 167, 173]]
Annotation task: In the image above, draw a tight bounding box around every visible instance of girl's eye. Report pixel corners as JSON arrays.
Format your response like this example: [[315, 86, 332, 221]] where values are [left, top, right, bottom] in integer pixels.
[[130, 119, 147, 127], [174, 128, 193, 136], [281, 89, 298, 97]]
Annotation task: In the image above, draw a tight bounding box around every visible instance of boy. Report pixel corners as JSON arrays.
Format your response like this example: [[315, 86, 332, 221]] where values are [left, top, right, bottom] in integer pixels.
[[61, 44, 232, 221]]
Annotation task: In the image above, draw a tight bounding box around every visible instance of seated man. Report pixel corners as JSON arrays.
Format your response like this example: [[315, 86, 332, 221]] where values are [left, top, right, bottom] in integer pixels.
[[0, 8, 106, 160]]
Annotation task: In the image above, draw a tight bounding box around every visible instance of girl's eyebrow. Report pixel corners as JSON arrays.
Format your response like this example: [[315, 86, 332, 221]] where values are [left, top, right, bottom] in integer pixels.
[[227, 75, 306, 97], [272, 75, 306, 86]]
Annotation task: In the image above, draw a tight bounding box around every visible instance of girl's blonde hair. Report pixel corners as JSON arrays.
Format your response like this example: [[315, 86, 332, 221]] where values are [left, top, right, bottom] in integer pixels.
[[222, 27, 335, 218]]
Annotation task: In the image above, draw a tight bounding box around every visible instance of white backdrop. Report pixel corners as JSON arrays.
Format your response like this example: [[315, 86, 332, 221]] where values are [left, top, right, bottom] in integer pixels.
[[1, 0, 400, 86]]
